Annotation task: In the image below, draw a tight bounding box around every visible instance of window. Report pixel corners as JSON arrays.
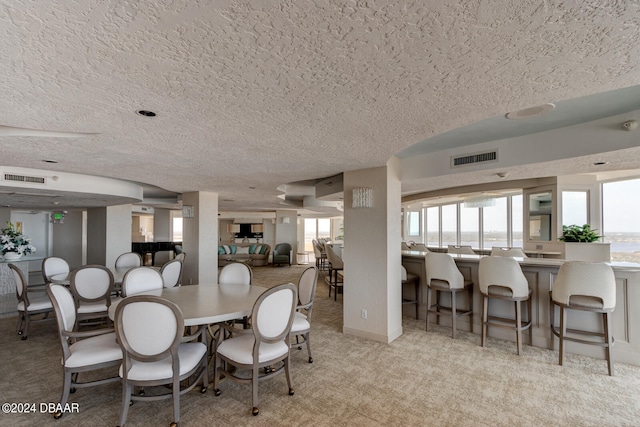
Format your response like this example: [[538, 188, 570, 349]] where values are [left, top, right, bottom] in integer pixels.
[[426, 206, 439, 246], [460, 205, 479, 248], [482, 197, 507, 249], [441, 204, 457, 247], [409, 193, 522, 250], [562, 191, 588, 226], [603, 179, 640, 263], [172, 217, 183, 242], [303, 218, 332, 253], [407, 211, 421, 237], [512, 195, 523, 247]]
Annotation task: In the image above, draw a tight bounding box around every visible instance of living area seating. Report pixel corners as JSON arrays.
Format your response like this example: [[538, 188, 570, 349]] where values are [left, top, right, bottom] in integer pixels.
[[272, 243, 292, 267], [218, 243, 271, 267]]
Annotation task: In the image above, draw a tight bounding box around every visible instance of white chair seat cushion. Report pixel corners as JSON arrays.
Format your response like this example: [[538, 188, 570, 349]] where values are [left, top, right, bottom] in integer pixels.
[[17, 294, 53, 311], [217, 334, 289, 365], [119, 342, 206, 381], [77, 302, 108, 314], [290, 312, 310, 333], [67, 332, 122, 368]]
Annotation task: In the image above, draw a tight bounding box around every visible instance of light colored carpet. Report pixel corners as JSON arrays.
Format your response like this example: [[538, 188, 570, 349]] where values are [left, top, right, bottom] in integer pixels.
[[1, 264, 639, 426]]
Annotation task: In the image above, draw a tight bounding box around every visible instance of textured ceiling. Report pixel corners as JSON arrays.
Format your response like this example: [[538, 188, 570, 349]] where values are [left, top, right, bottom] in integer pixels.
[[1, 1, 640, 213]]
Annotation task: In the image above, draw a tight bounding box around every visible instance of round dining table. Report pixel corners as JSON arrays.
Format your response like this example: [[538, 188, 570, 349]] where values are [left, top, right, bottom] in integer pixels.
[[108, 283, 268, 327]]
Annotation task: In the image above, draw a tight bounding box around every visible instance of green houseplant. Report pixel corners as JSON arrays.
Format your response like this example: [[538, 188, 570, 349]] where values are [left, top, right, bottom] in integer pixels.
[[559, 224, 602, 243]]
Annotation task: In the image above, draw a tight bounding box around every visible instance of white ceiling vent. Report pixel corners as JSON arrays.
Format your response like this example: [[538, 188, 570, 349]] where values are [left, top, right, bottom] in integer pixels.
[[3, 173, 46, 185], [451, 150, 498, 168]]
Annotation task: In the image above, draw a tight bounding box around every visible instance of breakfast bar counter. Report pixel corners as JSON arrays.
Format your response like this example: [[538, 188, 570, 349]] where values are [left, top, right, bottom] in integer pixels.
[[401, 250, 640, 366]]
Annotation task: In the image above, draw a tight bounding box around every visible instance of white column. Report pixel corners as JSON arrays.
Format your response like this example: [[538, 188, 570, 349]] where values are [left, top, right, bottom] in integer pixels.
[[343, 161, 402, 343], [182, 191, 218, 285]]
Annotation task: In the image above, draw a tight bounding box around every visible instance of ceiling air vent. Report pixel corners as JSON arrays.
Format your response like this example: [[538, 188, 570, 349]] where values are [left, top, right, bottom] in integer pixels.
[[451, 150, 498, 168], [3, 173, 46, 184]]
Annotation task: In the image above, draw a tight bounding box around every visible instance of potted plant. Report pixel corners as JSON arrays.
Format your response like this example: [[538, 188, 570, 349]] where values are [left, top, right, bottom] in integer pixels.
[[1, 222, 36, 260], [559, 224, 610, 261], [559, 224, 602, 242]]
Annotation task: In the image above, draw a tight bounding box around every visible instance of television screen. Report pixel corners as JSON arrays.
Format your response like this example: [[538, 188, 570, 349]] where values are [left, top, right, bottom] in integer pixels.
[[235, 223, 263, 238]]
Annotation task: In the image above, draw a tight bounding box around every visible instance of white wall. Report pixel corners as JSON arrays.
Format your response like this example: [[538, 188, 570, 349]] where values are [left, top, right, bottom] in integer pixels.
[[51, 210, 84, 268], [86, 204, 132, 267]]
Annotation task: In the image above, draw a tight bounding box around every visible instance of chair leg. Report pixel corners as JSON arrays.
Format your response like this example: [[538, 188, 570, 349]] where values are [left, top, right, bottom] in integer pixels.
[[285, 355, 294, 396], [451, 290, 457, 339], [22, 312, 31, 340], [16, 312, 24, 335], [515, 300, 522, 355], [467, 287, 473, 334], [414, 281, 420, 319], [251, 364, 260, 415], [604, 312, 614, 376], [173, 377, 180, 425], [304, 332, 313, 363], [119, 381, 132, 427], [481, 295, 488, 347], [425, 287, 432, 332], [527, 297, 533, 347], [559, 306, 566, 366]]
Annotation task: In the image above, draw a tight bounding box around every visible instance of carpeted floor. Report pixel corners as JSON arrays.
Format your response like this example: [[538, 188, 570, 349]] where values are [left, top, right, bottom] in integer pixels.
[[1, 264, 640, 426]]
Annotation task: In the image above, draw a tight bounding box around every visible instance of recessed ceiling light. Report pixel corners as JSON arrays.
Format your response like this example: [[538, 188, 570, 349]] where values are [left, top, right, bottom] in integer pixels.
[[42, 159, 58, 164], [136, 110, 156, 117], [505, 103, 555, 120], [592, 161, 609, 166]]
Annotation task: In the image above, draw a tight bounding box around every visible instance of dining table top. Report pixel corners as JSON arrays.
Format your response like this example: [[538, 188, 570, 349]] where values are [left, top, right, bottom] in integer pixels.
[[50, 265, 159, 285], [108, 283, 269, 327]]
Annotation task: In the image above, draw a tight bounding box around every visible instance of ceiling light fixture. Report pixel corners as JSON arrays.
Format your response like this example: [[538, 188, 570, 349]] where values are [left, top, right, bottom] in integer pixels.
[[505, 103, 555, 120], [0, 125, 98, 138], [136, 110, 156, 117], [592, 161, 609, 166], [42, 159, 58, 164]]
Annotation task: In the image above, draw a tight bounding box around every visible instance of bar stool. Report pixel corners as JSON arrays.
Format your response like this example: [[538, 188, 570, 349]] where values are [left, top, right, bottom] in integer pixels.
[[478, 256, 532, 355], [425, 252, 473, 339], [550, 261, 616, 376], [401, 265, 420, 319]]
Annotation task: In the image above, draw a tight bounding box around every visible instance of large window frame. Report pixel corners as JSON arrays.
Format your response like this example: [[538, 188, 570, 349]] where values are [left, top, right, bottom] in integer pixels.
[[414, 193, 522, 249]]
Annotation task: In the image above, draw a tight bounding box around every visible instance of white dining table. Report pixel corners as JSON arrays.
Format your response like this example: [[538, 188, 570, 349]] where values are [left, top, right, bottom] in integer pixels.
[[108, 283, 268, 327], [50, 266, 158, 286]]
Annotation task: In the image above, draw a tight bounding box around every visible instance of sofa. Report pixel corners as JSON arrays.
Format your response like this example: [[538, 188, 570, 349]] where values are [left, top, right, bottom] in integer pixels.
[[218, 243, 271, 267]]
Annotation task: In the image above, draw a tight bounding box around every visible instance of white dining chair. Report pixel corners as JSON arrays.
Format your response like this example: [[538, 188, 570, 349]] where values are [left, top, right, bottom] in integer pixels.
[[214, 283, 297, 416], [42, 256, 70, 285], [46, 283, 122, 420], [160, 259, 183, 288], [218, 262, 252, 285], [114, 295, 208, 426], [290, 266, 319, 363], [69, 265, 115, 326], [120, 266, 164, 297], [9, 263, 54, 340], [115, 252, 143, 269]]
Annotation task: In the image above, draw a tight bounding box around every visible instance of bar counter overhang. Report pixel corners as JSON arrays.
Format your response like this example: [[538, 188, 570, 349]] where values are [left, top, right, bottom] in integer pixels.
[[401, 250, 640, 366]]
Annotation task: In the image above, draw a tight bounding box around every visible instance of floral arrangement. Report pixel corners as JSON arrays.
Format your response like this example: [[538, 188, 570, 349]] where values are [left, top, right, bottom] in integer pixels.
[[1, 222, 36, 255]]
